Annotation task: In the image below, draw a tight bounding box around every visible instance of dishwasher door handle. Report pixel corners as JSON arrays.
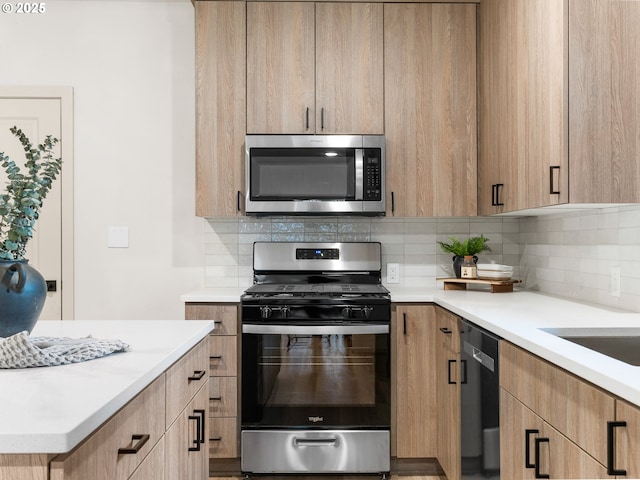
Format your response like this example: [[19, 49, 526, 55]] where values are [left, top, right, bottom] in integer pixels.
[[463, 341, 496, 372]]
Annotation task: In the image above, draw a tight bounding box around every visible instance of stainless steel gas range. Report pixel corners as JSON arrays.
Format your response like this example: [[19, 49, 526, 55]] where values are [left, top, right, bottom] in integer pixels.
[[240, 242, 391, 476]]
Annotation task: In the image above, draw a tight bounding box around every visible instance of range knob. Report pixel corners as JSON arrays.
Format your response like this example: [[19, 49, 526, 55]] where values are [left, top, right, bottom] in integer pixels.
[[360, 306, 372, 319], [280, 306, 291, 319], [260, 306, 272, 319], [341, 307, 352, 319]]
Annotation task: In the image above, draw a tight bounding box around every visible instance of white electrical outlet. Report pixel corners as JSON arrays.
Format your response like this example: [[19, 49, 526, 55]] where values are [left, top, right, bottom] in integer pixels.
[[611, 266, 621, 297], [387, 263, 400, 284]]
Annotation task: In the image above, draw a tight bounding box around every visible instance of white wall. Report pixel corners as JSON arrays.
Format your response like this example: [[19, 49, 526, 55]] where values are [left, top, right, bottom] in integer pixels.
[[0, 1, 204, 319]]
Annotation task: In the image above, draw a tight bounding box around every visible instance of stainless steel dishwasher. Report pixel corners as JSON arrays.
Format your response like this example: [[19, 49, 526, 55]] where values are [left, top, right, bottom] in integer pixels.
[[460, 319, 500, 480]]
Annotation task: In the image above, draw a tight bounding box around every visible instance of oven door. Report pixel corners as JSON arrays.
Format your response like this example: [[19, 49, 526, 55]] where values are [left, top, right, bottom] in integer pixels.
[[241, 322, 391, 430]]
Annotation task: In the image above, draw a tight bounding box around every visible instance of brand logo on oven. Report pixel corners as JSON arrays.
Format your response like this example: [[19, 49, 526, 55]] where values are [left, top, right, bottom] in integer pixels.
[[308, 416, 324, 423]]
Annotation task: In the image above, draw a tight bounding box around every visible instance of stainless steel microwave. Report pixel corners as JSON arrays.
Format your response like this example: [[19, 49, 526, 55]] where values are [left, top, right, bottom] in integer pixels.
[[245, 135, 385, 216]]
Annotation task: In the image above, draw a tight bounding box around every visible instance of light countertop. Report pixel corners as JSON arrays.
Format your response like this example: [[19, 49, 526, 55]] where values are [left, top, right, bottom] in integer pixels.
[[0, 320, 214, 454], [182, 285, 640, 407]]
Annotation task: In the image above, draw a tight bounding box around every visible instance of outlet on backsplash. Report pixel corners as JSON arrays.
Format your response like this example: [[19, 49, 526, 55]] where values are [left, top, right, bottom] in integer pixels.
[[387, 263, 400, 284], [611, 266, 621, 297]]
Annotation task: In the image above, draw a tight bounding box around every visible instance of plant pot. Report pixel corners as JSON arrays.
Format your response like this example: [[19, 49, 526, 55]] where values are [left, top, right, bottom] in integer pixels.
[[452, 255, 478, 278], [0, 260, 46, 337]]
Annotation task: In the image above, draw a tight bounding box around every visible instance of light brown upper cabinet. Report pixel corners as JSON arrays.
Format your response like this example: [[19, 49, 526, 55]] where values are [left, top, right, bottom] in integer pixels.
[[195, 1, 246, 217], [247, 2, 384, 135], [384, 3, 477, 216], [479, 0, 640, 215]]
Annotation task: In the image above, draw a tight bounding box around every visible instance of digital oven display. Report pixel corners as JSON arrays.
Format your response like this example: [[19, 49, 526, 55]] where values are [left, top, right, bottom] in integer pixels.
[[295, 248, 339, 260]]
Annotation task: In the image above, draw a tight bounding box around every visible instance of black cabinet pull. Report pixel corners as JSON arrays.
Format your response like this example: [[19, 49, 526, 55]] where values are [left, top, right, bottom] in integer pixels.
[[188, 370, 206, 382], [210, 396, 222, 401], [549, 166, 560, 194], [607, 421, 627, 475], [447, 359, 456, 384], [525, 429, 539, 468], [210, 436, 222, 442], [491, 184, 496, 206], [391, 192, 395, 214], [118, 434, 150, 455], [194, 409, 206, 444], [440, 327, 452, 335], [460, 359, 468, 384], [210, 355, 223, 360], [534, 437, 550, 479], [495, 183, 504, 206], [188, 414, 201, 452], [237, 191, 242, 212], [305, 107, 310, 130], [403, 313, 407, 335], [321, 108, 325, 131]]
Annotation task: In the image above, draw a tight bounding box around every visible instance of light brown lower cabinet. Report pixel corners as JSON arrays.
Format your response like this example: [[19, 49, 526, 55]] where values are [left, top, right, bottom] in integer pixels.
[[0, 337, 210, 480], [500, 340, 640, 478], [435, 306, 461, 480], [393, 304, 437, 458]]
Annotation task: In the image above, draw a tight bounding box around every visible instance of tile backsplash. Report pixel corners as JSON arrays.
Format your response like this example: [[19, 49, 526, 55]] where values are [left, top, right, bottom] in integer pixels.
[[204, 204, 640, 312]]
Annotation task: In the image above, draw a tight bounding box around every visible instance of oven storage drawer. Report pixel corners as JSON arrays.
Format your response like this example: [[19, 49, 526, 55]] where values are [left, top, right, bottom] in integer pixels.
[[241, 430, 390, 474]]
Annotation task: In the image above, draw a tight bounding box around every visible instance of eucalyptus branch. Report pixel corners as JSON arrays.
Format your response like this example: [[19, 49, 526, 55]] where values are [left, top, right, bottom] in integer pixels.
[[0, 126, 62, 260]]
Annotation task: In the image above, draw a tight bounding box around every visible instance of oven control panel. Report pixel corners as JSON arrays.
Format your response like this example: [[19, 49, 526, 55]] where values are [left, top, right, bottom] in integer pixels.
[[296, 248, 339, 260]]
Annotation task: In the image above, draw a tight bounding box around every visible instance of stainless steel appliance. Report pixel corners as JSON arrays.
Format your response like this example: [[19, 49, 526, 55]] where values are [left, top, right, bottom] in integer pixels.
[[460, 319, 500, 480], [245, 135, 385, 215], [241, 242, 391, 475]]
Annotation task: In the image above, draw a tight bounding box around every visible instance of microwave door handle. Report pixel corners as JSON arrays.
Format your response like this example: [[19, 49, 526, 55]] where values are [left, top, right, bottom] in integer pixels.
[[355, 149, 364, 200]]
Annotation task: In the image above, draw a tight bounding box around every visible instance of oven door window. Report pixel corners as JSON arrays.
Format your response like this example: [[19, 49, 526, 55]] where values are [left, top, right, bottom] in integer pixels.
[[242, 331, 390, 429], [249, 148, 355, 201]]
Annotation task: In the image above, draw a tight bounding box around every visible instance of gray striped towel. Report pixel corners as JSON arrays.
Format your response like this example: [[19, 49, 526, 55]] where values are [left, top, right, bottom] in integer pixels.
[[0, 331, 130, 369]]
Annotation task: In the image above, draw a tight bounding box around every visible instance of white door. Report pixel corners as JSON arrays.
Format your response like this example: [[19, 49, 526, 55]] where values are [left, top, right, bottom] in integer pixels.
[[0, 90, 73, 320]]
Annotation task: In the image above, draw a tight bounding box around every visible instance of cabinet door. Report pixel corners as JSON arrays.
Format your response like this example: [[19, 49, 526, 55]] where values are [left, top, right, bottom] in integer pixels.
[[247, 2, 315, 134], [195, 1, 245, 217], [128, 437, 164, 480], [569, 0, 640, 203], [616, 399, 640, 477], [315, 3, 383, 134], [385, 3, 477, 217], [435, 307, 461, 480], [478, 0, 568, 214], [501, 389, 608, 479], [394, 305, 436, 458], [165, 383, 209, 480]]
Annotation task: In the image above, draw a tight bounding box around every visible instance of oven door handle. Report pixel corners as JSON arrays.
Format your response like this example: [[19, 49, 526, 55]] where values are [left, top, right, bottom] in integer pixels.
[[242, 323, 389, 335]]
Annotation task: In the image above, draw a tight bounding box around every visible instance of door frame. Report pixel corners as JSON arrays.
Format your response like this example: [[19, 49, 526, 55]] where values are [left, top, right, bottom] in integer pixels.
[[0, 86, 74, 320]]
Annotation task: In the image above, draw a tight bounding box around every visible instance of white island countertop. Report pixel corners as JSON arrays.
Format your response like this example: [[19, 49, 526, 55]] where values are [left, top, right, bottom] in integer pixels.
[[183, 285, 640, 408], [0, 320, 214, 454]]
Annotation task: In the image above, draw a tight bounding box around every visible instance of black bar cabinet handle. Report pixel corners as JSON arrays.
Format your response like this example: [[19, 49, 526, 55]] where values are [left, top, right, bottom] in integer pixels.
[[237, 191, 241, 212], [321, 108, 325, 131], [188, 414, 202, 452], [210, 396, 222, 401], [440, 327, 452, 335], [194, 409, 206, 444], [391, 192, 395, 214], [495, 183, 504, 206], [305, 107, 310, 130], [447, 359, 456, 384], [525, 429, 539, 468], [118, 434, 150, 455], [607, 421, 627, 475], [210, 436, 222, 442], [549, 166, 560, 194], [491, 184, 496, 206], [460, 359, 468, 384], [403, 313, 407, 335], [188, 370, 206, 382], [210, 355, 222, 360], [534, 437, 550, 479]]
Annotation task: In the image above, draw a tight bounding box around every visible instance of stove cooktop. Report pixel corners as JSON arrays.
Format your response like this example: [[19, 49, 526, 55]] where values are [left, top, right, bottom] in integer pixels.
[[244, 283, 390, 297]]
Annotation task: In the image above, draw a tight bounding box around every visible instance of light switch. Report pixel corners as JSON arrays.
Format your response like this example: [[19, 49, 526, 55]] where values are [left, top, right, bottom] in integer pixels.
[[108, 226, 129, 248]]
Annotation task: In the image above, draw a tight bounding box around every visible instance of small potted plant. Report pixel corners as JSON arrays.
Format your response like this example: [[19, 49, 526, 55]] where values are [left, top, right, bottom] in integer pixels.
[[0, 126, 62, 337], [438, 235, 491, 278]]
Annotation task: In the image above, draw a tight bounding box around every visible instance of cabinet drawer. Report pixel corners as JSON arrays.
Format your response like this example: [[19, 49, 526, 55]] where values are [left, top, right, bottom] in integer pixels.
[[209, 376, 237, 417], [500, 341, 614, 465], [209, 417, 238, 458], [435, 306, 460, 353], [185, 304, 238, 335], [50, 376, 165, 480], [209, 336, 237, 377], [166, 338, 210, 427]]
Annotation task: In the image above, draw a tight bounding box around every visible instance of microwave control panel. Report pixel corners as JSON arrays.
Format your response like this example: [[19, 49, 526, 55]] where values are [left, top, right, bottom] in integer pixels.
[[363, 149, 382, 201]]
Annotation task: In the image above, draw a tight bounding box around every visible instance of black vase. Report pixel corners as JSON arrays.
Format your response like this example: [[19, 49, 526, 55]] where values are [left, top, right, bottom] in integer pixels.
[[0, 260, 47, 337], [452, 255, 478, 278]]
